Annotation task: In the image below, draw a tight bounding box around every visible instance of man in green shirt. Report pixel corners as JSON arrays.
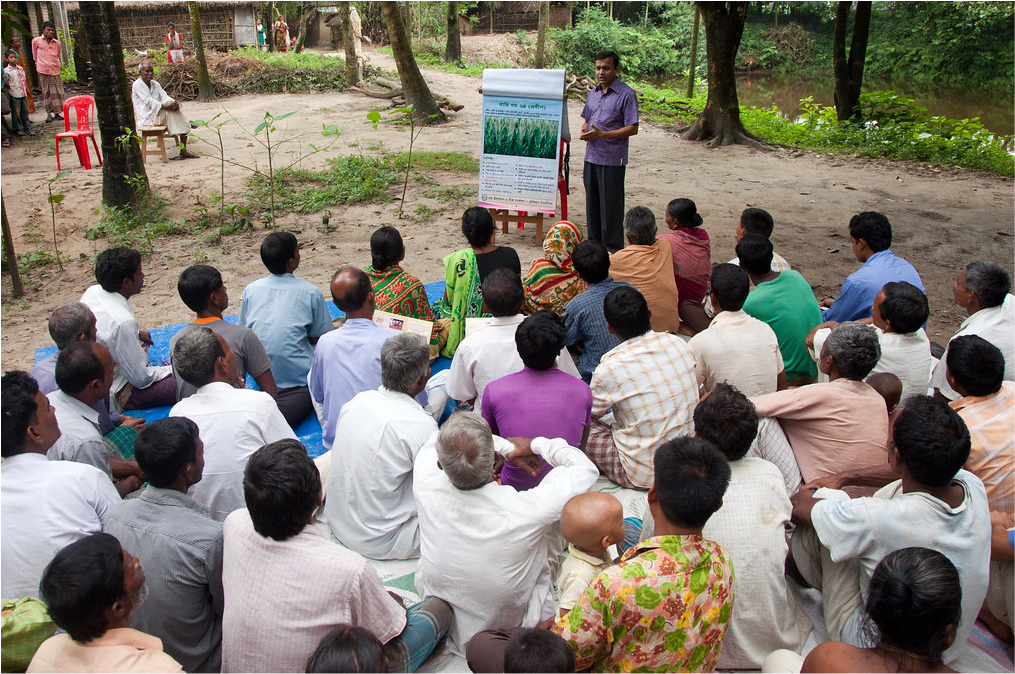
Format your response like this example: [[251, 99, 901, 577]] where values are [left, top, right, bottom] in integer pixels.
[[737, 234, 823, 385]]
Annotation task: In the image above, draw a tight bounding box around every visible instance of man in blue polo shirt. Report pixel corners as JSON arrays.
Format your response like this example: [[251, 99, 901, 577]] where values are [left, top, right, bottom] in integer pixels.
[[239, 232, 333, 429], [581, 51, 639, 254], [820, 211, 924, 322]]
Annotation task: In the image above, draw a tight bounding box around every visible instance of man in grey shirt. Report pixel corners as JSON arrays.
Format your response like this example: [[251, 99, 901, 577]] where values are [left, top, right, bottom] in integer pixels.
[[104, 417, 224, 672], [169, 265, 277, 404]]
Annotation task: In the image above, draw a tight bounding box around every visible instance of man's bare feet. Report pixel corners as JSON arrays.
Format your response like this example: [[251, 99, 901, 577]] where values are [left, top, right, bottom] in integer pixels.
[[179, 148, 200, 159]]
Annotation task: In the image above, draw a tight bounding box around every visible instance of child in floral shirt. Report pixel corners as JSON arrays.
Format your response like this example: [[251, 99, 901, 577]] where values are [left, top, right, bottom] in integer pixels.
[[553, 437, 735, 672]]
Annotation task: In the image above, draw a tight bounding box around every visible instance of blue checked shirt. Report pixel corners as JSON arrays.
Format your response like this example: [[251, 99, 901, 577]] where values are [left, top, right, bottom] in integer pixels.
[[563, 277, 633, 381]]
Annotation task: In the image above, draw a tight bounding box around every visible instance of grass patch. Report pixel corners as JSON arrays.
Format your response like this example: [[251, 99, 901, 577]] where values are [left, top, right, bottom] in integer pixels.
[[431, 185, 475, 204], [86, 189, 189, 256], [391, 151, 479, 173], [633, 82, 1014, 176], [246, 154, 402, 214]]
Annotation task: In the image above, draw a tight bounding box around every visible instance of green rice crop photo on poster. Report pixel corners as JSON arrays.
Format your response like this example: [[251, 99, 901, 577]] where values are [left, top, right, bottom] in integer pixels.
[[483, 116, 559, 160]]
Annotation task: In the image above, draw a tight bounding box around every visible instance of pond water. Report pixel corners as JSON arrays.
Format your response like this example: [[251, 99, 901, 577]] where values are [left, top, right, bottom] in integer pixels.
[[650, 72, 1014, 138]]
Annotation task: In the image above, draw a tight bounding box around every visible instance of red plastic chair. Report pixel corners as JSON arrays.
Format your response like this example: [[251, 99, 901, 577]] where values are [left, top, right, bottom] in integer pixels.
[[55, 95, 102, 171]]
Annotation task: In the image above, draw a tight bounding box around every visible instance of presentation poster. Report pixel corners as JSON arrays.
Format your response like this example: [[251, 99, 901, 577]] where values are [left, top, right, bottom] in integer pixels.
[[479, 69, 566, 214]]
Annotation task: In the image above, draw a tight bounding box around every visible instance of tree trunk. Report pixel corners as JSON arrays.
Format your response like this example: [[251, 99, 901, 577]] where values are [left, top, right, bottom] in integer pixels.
[[1, 193, 24, 298], [294, 2, 317, 53], [686, 6, 699, 98], [265, 4, 275, 52], [535, 1, 548, 69], [681, 2, 762, 147], [188, 1, 215, 101], [340, 2, 359, 85], [833, 1, 871, 121], [79, 1, 148, 208], [380, 1, 445, 125], [71, 15, 91, 82], [444, 1, 461, 64]]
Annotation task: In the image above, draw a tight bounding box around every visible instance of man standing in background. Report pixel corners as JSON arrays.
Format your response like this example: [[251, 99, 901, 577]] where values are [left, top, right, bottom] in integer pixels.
[[580, 50, 639, 253], [32, 21, 63, 123]]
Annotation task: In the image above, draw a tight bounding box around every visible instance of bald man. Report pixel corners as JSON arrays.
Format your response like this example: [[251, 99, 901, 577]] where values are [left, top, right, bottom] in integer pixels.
[[557, 492, 627, 615]]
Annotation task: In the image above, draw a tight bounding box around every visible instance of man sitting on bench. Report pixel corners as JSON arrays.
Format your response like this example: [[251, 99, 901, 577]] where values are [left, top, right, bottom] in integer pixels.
[[131, 60, 198, 160]]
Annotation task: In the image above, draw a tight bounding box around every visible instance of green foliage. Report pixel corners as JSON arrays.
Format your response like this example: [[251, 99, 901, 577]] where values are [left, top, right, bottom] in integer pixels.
[[549, 7, 687, 79], [636, 82, 1013, 176], [232, 46, 349, 94], [392, 151, 478, 173], [246, 154, 401, 214]]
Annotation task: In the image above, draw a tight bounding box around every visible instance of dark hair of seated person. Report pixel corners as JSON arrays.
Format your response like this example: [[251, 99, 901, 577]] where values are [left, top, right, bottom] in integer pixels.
[[603, 286, 651, 341], [878, 281, 929, 334], [709, 263, 750, 312], [734, 234, 775, 276], [260, 231, 298, 275], [1, 370, 41, 457], [177, 265, 223, 313], [571, 239, 610, 284], [95, 246, 142, 293], [653, 437, 731, 530], [504, 628, 576, 673], [945, 334, 1005, 397], [134, 417, 201, 488], [692, 383, 758, 461], [305, 624, 388, 673], [848, 211, 892, 253], [370, 226, 404, 271], [54, 341, 104, 396], [243, 439, 320, 541], [462, 206, 495, 248], [740, 208, 774, 238], [862, 547, 961, 665], [40, 533, 125, 643], [891, 395, 970, 488], [516, 310, 567, 371]]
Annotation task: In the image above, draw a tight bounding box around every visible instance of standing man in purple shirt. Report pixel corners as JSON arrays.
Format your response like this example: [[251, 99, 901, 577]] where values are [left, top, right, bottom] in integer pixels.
[[581, 51, 639, 253]]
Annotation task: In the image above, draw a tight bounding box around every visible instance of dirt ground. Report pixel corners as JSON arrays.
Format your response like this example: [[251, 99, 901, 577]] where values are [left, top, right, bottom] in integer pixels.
[[2, 36, 1013, 372]]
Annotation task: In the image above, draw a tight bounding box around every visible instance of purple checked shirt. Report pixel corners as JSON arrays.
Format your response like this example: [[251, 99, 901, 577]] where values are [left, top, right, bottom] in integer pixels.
[[580, 78, 639, 166]]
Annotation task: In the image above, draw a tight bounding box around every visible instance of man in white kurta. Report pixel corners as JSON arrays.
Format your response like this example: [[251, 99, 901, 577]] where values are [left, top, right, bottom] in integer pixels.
[[131, 60, 197, 159], [169, 330, 295, 520], [1, 371, 121, 600], [323, 334, 437, 560], [413, 412, 598, 653]]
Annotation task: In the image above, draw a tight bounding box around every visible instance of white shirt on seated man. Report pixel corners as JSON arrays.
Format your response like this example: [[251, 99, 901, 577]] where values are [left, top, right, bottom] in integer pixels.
[[324, 333, 437, 560], [412, 411, 598, 654]]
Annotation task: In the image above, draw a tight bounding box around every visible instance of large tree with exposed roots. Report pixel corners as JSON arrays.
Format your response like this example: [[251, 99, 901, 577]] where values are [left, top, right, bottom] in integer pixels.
[[681, 2, 763, 148]]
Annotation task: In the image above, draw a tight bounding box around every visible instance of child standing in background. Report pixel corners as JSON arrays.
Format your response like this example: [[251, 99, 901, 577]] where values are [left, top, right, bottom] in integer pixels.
[[3, 50, 32, 136]]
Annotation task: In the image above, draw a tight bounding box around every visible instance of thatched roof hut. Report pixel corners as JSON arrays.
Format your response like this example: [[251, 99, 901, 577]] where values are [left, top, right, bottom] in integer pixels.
[[66, 1, 260, 50]]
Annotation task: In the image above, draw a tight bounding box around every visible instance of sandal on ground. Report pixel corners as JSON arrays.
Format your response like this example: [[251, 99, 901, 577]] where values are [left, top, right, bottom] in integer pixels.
[[2, 139, 11, 147], [179, 149, 200, 159], [170, 154, 186, 160]]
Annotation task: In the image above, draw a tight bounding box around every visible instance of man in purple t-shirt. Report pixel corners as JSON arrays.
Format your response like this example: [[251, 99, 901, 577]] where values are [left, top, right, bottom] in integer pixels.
[[580, 50, 639, 253], [481, 311, 592, 491]]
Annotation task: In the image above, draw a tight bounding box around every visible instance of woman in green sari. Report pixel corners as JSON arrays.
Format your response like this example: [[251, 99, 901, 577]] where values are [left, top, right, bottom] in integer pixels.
[[433, 207, 520, 357]]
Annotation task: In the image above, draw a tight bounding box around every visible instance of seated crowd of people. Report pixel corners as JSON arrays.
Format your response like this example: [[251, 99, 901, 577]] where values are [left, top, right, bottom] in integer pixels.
[[1, 201, 1012, 674]]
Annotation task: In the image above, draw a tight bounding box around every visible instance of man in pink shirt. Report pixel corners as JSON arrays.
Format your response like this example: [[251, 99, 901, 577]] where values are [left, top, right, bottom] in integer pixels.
[[751, 321, 889, 484], [31, 21, 63, 122]]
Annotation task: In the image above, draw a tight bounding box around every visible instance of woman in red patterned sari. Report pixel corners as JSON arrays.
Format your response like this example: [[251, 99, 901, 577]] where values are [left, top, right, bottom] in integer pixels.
[[364, 226, 441, 356]]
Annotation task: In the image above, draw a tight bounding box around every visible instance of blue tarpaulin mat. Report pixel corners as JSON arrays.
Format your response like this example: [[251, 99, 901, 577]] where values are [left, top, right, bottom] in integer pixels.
[[35, 281, 450, 458]]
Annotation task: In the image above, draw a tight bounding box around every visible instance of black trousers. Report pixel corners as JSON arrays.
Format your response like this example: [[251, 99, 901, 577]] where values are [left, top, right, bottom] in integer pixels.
[[583, 161, 627, 253], [276, 385, 313, 430]]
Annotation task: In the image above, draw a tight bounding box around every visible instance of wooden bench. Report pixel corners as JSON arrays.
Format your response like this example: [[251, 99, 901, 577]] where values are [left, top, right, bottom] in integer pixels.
[[138, 125, 168, 164]]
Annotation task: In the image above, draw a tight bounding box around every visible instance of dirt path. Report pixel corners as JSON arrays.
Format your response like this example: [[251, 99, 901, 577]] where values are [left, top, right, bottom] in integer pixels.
[[2, 45, 1012, 372]]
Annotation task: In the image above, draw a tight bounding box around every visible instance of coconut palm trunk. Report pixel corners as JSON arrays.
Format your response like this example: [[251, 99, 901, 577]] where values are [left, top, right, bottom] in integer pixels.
[[78, 0, 148, 207]]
